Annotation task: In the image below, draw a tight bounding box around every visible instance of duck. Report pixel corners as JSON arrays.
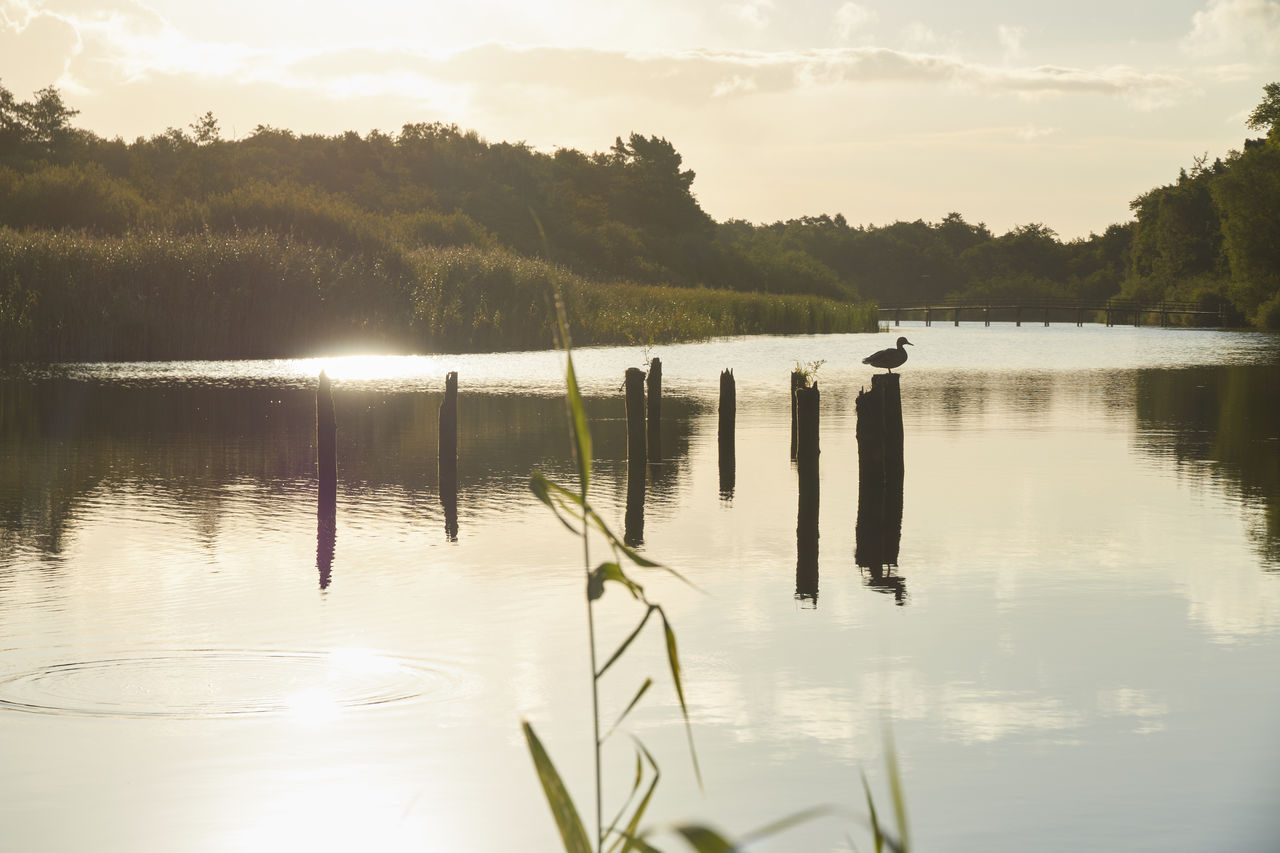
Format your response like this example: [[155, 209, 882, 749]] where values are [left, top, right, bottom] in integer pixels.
[[862, 336, 913, 373]]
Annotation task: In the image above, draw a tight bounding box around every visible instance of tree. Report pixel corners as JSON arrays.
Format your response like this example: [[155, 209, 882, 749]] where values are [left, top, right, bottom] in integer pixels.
[[17, 85, 79, 152], [1245, 82, 1280, 139], [190, 111, 221, 145]]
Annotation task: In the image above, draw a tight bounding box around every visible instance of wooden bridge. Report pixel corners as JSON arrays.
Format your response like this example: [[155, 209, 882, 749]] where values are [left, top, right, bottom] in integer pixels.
[[876, 297, 1226, 328]]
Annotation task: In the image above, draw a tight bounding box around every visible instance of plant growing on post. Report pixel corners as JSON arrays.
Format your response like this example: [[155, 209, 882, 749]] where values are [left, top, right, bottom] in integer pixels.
[[523, 290, 700, 853]]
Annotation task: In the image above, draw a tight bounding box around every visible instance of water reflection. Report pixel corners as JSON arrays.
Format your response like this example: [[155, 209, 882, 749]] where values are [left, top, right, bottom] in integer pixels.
[[0, 381, 698, 559], [719, 368, 736, 501], [624, 462, 645, 547], [1134, 364, 1280, 570], [795, 468, 819, 605], [317, 490, 336, 590]]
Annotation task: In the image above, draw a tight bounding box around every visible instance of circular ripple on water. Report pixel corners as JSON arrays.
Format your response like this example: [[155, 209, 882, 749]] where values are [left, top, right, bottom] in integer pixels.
[[0, 649, 468, 719]]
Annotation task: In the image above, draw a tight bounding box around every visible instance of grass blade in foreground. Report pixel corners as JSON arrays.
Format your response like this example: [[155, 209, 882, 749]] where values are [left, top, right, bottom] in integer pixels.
[[523, 721, 594, 853]]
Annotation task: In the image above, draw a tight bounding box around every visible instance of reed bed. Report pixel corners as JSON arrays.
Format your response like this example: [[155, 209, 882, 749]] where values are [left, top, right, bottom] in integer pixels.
[[0, 228, 877, 363]]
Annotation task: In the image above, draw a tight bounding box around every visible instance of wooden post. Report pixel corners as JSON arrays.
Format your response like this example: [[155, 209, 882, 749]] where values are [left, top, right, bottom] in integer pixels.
[[790, 370, 804, 460], [646, 357, 662, 463], [625, 367, 646, 469], [855, 373, 906, 594], [795, 382, 820, 604], [719, 369, 736, 500], [795, 382, 820, 471], [317, 370, 337, 500], [877, 373, 904, 482]]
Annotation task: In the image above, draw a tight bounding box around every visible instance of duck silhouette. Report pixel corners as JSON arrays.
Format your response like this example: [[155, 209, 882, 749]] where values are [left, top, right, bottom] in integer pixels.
[[862, 337, 913, 373]]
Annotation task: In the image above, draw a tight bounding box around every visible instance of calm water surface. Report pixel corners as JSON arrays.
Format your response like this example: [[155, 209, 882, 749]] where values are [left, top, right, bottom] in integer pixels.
[[1, 324, 1278, 852]]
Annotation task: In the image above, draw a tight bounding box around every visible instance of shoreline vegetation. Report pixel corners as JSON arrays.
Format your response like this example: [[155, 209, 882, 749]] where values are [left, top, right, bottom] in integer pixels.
[[1, 81, 1277, 362]]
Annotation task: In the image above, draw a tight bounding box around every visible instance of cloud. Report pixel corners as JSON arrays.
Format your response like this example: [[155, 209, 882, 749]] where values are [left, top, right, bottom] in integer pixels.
[[1016, 125, 1058, 142], [900, 22, 951, 53], [996, 24, 1025, 62], [727, 0, 773, 30], [834, 2, 876, 43], [1184, 0, 1280, 57]]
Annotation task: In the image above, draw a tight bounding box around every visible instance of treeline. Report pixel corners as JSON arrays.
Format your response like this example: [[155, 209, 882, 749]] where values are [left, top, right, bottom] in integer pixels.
[[1, 81, 1277, 362], [1123, 85, 1280, 327]]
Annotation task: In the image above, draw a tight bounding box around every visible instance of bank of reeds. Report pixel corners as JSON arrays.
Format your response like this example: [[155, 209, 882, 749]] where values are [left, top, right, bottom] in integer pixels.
[[413, 245, 878, 352], [0, 227, 416, 361], [0, 228, 877, 363]]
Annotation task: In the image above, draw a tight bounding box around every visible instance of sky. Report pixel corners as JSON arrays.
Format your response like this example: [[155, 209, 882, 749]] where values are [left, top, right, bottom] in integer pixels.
[[1, 0, 1276, 239]]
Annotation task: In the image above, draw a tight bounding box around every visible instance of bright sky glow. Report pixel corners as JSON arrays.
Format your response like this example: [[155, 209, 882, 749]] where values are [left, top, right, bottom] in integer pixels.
[[1, 0, 1276, 237]]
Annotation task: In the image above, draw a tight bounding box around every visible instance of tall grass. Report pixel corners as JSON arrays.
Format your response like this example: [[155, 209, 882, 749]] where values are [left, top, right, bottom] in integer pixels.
[[0, 227, 878, 363], [0, 228, 415, 361], [412, 244, 878, 353]]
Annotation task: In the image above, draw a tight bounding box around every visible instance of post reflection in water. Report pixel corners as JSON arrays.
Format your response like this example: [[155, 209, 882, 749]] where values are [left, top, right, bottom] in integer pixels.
[[795, 466, 819, 605], [624, 462, 645, 546], [317, 488, 336, 591], [719, 368, 736, 501], [854, 467, 905, 604], [441, 490, 459, 542]]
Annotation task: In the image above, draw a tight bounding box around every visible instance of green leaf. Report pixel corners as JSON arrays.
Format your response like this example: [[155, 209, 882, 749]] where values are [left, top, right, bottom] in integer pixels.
[[529, 471, 582, 535], [659, 607, 702, 788], [673, 825, 735, 853], [522, 721, 593, 853], [603, 749, 647, 852], [603, 677, 653, 742], [617, 741, 662, 853], [884, 730, 910, 853], [589, 562, 645, 602], [597, 606, 658, 679], [863, 773, 884, 853], [737, 805, 836, 847], [564, 349, 592, 497]]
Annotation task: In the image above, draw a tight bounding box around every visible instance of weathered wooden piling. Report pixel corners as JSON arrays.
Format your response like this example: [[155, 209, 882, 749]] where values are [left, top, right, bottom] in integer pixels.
[[646, 357, 662, 463], [439, 371, 459, 500], [625, 367, 647, 468], [790, 370, 804, 460], [719, 369, 736, 499], [794, 381, 820, 603], [855, 373, 905, 591], [795, 382, 820, 472], [317, 370, 337, 500]]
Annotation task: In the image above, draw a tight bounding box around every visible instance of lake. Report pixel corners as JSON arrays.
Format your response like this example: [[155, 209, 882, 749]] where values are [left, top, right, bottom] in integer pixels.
[[1, 324, 1278, 852]]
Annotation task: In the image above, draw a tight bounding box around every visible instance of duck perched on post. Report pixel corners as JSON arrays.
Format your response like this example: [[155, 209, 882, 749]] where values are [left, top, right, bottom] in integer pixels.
[[863, 336, 913, 373]]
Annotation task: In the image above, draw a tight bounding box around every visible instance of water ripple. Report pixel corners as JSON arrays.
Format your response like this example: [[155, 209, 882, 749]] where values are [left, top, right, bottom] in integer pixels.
[[0, 649, 470, 719]]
